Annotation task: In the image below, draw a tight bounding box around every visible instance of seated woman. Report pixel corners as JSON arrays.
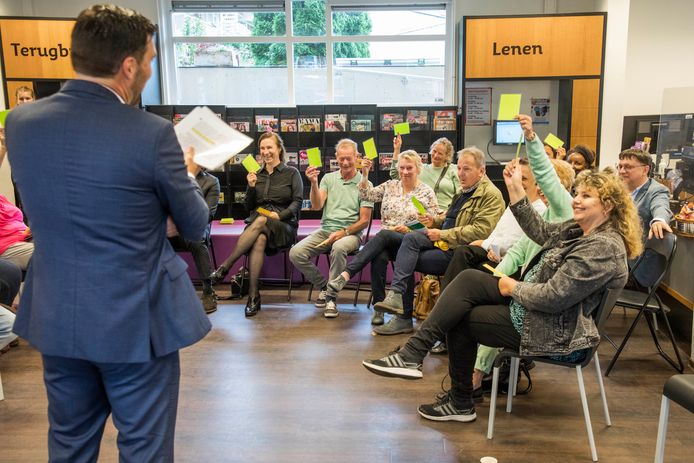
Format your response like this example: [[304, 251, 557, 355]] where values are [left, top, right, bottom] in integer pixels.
[[363, 161, 642, 423], [566, 144, 595, 176], [390, 135, 459, 209], [210, 132, 302, 317], [325, 150, 440, 330], [0, 194, 34, 271]]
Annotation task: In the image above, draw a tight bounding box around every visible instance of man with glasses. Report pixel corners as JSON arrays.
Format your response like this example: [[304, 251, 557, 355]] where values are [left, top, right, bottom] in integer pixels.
[[617, 149, 672, 241]]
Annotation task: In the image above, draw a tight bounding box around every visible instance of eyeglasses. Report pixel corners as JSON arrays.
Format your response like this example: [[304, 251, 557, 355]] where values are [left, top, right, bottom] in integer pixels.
[[617, 163, 647, 172]]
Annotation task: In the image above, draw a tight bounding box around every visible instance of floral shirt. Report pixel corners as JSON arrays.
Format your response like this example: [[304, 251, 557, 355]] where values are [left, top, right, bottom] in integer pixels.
[[359, 180, 440, 229]]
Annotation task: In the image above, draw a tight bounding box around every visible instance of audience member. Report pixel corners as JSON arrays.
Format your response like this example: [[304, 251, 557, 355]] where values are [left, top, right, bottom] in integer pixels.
[[168, 150, 220, 314], [289, 139, 373, 318], [0, 191, 34, 271], [617, 148, 673, 241], [566, 144, 595, 176], [363, 165, 642, 424], [325, 151, 440, 328], [210, 132, 303, 317], [373, 147, 505, 334], [6, 5, 211, 461], [390, 135, 459, 209], [0, 259, 21, 352], [15, 86, 35, 106]]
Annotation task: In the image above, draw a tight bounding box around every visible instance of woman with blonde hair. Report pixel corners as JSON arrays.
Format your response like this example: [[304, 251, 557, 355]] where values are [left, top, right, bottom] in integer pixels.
[[390, 135, 459, 209]]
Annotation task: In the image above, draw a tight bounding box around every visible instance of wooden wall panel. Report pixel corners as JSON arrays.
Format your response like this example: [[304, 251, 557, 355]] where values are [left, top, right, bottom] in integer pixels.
[[570, 79, 600, 153], [465, 15, 604, 79]]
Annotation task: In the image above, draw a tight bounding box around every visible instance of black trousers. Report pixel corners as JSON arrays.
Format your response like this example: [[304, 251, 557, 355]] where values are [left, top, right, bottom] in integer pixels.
[[168, 235, 212, 282], [401, 269, 520, 407], [441, 244, 490, 290]]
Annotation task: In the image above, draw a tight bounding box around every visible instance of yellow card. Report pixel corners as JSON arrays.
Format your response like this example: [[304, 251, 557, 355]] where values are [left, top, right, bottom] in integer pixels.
[[363, 137, 378, 160], [483, 263, 507, 278], [256, 207, 273, 218], [307, 147, 322, 167], [0, 109, 10, 128], [219, 218, 235, 224], [394, 122, 410, 135], [411, 196, 426, 214], [544, 133, 564, 150], [515, 133, 524, 159], [498, 94, 522, 121], [241, 154, 261, 173]]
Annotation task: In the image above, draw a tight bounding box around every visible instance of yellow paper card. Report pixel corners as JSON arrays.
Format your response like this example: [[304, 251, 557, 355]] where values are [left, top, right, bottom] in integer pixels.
[[544, 133, 564, 149], [411, 196, 426, 214], [483, 263, 507, 278], [219, 218, 235, 224], [363, 137, 378, 160], [0, 109, 10, 128], [307, 147, 322, 167], [394, 122, 410, 135], [241, 154, 261, 173], [498, 94, 522, 121], [256, 207, 273, 218]]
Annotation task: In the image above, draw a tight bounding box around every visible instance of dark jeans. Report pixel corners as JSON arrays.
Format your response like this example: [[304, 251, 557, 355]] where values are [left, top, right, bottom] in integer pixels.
[[441, 244, 490, 290], [391, 231, 453, 296], [169, 235, 212, 288], [400, 269, 520, 407], [0, 258, 22, 305]]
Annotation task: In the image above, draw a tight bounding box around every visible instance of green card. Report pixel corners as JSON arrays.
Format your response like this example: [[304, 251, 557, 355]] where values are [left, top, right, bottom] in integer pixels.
[[498, 94, 522, 121], [307, 147, 322, 167], [411, 196, 426, 214], [241, 154, 261, 173], [0, 109, 10, 128], [394, 122, 410, 135], [363, 137, 378, 160], [544, 133, 564, 149]]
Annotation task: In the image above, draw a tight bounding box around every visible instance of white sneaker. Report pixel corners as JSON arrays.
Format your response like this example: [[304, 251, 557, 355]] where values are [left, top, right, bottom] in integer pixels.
[[324, 300, 339, 318], [315, 289, 327, 308]]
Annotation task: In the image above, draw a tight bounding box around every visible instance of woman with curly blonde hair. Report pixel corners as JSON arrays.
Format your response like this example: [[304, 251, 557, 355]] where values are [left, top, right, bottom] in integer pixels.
[[362, 161, 641, 423]]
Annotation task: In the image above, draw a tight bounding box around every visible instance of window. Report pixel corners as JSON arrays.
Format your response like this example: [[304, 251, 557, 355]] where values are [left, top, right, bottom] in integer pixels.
[[159, 0, 454, 105]]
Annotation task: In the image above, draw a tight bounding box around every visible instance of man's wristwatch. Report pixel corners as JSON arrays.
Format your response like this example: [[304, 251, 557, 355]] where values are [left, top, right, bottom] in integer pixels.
[[344, 228, 350, 236]]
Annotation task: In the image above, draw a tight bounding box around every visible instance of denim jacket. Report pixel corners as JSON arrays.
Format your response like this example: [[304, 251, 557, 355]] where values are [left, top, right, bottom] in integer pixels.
[[510, 197, 628, 356]]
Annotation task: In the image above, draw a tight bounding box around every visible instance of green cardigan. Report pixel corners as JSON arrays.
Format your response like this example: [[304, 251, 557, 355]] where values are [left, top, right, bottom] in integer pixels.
[[390, 159, 460, 209]]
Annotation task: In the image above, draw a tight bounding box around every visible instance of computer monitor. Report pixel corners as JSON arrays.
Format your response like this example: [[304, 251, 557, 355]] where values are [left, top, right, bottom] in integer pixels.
[[493, 120, 525, 145]]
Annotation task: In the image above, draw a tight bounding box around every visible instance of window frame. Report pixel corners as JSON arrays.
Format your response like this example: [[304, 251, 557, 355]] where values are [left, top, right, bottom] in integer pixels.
[[157, 0, 455, 106]]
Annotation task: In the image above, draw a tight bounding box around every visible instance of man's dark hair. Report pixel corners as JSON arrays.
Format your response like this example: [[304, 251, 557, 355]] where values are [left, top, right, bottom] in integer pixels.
[[71, 4, 157, 77], [619, 148, 651, 169]]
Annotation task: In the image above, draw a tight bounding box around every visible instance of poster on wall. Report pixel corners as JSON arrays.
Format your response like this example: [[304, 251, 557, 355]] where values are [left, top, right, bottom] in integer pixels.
[[530, 98, 550, 124], [465, 88, 492, 126]]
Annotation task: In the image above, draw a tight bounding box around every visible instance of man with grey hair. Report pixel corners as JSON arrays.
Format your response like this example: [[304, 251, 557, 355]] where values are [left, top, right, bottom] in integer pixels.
[[289, 139, 373, 318], [373, 147, 505, 334]]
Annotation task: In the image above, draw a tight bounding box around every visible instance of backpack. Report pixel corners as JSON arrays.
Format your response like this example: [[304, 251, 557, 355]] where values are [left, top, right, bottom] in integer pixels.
[[413, 275, 440, 320]]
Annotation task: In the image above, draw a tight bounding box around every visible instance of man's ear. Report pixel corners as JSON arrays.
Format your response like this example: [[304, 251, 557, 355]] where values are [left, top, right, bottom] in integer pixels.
[[120, 56, 138, 81]]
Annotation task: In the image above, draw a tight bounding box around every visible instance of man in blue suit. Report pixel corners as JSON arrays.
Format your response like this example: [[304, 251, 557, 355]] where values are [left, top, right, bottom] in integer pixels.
[[618, 149, 673, 241], [6, 5, 211, 462]]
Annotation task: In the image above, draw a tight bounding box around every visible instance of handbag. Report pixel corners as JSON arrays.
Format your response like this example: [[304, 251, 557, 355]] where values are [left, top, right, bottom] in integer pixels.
[[413, 275, 440, 320], [229, 267, 250, 299]]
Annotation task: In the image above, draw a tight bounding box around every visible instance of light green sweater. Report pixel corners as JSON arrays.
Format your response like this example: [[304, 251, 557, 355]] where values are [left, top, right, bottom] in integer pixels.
[[390, 159, 460, 209], [496, 136, 574, 276]]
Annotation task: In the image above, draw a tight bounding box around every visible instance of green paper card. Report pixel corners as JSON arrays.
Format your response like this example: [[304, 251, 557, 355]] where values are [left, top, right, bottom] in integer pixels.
[[394, 122, 410, 135], [498, 94, 522, 121], [363, 137, 378, 159], [241, 154, 261, 173], [544, 133, 564, 149], [307, 147, 322, 167], [411, 196, 426, 214], [0, 109, 10, 128]]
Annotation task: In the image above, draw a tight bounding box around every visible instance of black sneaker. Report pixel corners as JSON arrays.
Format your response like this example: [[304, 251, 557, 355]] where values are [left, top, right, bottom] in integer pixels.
[[362, 346, 422, 379], [418, 392, 476, 422]]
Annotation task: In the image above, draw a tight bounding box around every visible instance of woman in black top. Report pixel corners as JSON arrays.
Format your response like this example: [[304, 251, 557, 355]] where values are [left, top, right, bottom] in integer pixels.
[[211, 132, 303, 316]]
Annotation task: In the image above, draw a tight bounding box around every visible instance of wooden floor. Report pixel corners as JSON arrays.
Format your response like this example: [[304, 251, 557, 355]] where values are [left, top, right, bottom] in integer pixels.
[[1, 287, 692, 463]]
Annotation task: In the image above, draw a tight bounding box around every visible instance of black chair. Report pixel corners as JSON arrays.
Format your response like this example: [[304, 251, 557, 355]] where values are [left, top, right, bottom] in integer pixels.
[[605, 234, 684, 376], [487, 287, 623, 462], [237, 241, 296, 302], [654, 374, 694, 463]]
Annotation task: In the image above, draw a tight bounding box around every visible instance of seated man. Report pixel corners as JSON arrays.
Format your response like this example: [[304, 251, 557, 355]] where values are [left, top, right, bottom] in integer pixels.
[[617, 148, 673, 242], [373, 147, 505, 334], [0, 193, 34, 271], [168, 153, 220, 314], [289, 139, 373, 318], [0, 259, 21, 352]]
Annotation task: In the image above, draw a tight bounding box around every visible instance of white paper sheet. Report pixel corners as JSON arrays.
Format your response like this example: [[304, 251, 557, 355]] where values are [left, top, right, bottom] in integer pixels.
[[174, 106, 253, 170]]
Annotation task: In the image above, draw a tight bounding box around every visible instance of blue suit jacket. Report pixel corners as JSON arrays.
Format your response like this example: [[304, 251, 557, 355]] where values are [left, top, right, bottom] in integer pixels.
[[633, 178, 672, 242], [6, 80, 212, 363]]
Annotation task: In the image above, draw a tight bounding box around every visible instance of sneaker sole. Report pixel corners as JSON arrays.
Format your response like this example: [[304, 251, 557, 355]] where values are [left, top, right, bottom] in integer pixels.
[[417, 408, 477, 422], [371, 318, 384, 326], [324, 311, 339, 318], [315, 301, 327, 308], [373, 301, 405, 316], [362, 361, 422, 379]]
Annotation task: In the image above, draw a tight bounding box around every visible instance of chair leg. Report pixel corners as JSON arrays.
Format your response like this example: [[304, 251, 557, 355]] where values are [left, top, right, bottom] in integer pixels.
[[605, 307, 647, 376], [593, 353, 611, 426], [645, 304, 685, 373], [487, 366, 501, 439], [286, 251, 293, 302], [0, 370, 4, 401], [353, 268, 364, 307], [576, 365, 598, 462], [506, 358, 519, 415], [654, 395, 670, 463]]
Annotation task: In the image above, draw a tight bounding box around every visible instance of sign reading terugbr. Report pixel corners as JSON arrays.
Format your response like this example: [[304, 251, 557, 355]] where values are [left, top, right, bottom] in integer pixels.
[[10, 42, 70, 61]]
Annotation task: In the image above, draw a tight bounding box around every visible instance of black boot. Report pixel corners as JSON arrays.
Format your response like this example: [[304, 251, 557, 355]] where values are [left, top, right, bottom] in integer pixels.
[[245, 295, 261, 317], [209, 266, 229, 285]]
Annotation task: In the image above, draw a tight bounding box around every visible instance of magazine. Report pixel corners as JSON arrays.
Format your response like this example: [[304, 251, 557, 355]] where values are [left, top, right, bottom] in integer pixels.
[[234, 191, 247, 203], [173, 113, 187, 125], [298, 117, 321, 132], [379, 153, 394, 171], [417, 152, 429, 165], [286, 152, 298, 168], [255, 115, 278, 132], [228, 119, 251, 133], [380, 113, 404, 131], [324, 114, 347, 132], [407, 110, 428, 131], [298, 150, 309, 171], [329, 158, 340, 172], [350, 117, 372, 132], [433, 110, 456, 131], [280, 118, 297, 132]]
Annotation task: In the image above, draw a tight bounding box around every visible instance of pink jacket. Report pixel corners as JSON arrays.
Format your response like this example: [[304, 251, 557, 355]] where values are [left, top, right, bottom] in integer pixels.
[[0, 195, 28, 254]]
